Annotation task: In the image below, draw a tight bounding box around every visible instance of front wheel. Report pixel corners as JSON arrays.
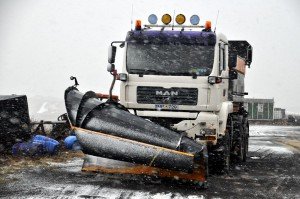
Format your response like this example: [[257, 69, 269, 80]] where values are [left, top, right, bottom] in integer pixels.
[[221, 133, 231, 173], [209, 133, 231, 174]]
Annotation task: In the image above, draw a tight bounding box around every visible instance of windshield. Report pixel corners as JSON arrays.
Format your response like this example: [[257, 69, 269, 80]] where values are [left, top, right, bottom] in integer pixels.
[[126, 43, 215, 76]]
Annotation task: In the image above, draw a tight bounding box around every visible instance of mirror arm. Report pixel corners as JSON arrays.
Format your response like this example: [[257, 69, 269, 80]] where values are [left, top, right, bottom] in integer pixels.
[[111, 41, 125, 47], [70, 76, 79, 87], [109, 70, 118, 100]]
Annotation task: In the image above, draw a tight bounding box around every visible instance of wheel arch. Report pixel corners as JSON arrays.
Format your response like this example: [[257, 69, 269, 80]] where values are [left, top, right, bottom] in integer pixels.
[[217, 101, 233, 136]]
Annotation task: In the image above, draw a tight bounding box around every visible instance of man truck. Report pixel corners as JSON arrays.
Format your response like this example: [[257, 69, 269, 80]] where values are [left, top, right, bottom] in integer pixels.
[[65, 13, 253, 187], [108, 14, 252, 171]]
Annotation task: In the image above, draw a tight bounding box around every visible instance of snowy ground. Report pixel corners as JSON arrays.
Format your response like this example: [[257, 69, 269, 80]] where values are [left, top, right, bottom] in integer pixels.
[[249, 125, 299, 156], [1, 125, 299, 199]]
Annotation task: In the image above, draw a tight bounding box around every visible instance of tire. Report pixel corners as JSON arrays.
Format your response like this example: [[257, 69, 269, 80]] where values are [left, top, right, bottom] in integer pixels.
[[237, 124, 245, 162], [243, 125, 249, 162], [208, 133, 231, 174], [232, 115, 247, 163], [222, 133, 231, 173]]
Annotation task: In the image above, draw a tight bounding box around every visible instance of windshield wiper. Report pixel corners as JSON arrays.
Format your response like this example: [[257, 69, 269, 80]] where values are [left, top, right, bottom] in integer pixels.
[[129, 69, 197, 77], [168, 72, 198, 79], [129, 69, 164, 75]]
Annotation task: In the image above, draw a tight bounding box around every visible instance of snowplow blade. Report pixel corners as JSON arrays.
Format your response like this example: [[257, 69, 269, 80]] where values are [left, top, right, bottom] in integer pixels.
[[74, 127, 194, 172], [64, 87, 208, 182]]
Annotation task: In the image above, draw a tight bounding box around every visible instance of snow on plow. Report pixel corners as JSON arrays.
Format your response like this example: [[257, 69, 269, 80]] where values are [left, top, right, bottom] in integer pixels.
[[64, 86, 208, 185]]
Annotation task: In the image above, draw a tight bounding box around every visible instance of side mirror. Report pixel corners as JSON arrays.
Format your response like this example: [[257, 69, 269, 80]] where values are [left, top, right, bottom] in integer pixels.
[[108, 45, 117, 64], [107, 63, 115, 72], [229, 69, 238, 80], [246, 46, 252, 66]]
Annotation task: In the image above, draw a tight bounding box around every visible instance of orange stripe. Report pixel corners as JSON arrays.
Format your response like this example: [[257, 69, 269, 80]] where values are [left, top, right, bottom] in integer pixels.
[[82, 164, 206, 182]]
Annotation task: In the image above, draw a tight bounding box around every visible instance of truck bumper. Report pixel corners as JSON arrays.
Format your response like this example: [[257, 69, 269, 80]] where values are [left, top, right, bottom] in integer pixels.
[[172, 112, 219, 145]]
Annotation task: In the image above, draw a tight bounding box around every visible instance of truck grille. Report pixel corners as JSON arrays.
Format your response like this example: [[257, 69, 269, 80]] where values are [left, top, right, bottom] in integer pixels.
[[137, 86, 198, 105]]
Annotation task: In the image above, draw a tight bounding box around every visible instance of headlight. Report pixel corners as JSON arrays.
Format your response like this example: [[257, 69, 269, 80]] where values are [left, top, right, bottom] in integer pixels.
[[119, 73, 128, 81], [208, 76, 222, 84]]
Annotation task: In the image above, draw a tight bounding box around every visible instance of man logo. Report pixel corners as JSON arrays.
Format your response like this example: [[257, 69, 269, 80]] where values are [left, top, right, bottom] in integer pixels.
[[156, 91, 178, 96]]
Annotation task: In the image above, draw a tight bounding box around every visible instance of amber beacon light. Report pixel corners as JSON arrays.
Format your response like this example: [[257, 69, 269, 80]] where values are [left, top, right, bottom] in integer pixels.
[[205, 20, 212, 30], [161, 14, 172, 25], [135, 20, 142, 30], [175, 14, 186, 25]]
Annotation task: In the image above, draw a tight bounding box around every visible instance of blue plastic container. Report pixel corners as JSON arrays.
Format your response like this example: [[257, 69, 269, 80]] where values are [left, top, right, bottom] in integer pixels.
[[71, 141, 82, 151], [64, 136, 77, 149], [32, 135, 60, 155], [12, 142, 44, 156], [64, 135, 81, 150]]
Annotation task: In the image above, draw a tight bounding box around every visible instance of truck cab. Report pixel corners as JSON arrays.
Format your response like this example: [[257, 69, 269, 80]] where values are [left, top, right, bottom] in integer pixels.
[[107, 14, 252, 171]]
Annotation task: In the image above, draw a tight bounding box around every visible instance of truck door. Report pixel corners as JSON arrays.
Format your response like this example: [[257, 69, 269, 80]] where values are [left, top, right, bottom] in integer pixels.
[[218, 42, 229, 102]]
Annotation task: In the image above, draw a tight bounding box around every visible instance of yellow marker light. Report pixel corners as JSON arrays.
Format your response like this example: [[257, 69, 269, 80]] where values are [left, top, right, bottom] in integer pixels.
[[161, 14, 172, 25], [175, 14, 186, 25]]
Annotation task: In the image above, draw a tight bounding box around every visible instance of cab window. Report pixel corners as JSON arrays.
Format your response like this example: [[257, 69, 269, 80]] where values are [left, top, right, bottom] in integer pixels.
[[219, 43, 226, 74]]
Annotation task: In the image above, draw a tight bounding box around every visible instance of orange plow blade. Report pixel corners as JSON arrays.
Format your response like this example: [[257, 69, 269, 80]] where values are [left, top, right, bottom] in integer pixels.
[[82, 155, 207, 185]]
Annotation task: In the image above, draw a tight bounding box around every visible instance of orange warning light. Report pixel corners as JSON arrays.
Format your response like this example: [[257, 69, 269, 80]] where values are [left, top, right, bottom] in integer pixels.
[[205, 20, 211, 30], [135, 20, 142, 30]]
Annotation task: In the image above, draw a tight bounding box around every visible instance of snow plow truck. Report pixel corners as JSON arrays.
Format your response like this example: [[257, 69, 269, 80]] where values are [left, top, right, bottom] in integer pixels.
[[64, 13, 253, 188]]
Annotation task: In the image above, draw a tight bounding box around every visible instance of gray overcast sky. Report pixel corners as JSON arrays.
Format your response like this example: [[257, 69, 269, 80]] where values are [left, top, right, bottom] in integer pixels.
[[0, 0, 300, 113]]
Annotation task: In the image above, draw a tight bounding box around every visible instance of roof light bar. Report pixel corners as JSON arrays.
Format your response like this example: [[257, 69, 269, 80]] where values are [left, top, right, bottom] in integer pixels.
[[144, 24, 204, 29], [143, 14, 208, 29]]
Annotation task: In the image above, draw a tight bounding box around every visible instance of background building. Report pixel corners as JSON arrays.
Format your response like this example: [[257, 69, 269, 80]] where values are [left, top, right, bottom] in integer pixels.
[[274, 108, 286, 120], [244, 98, 274, 120]]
